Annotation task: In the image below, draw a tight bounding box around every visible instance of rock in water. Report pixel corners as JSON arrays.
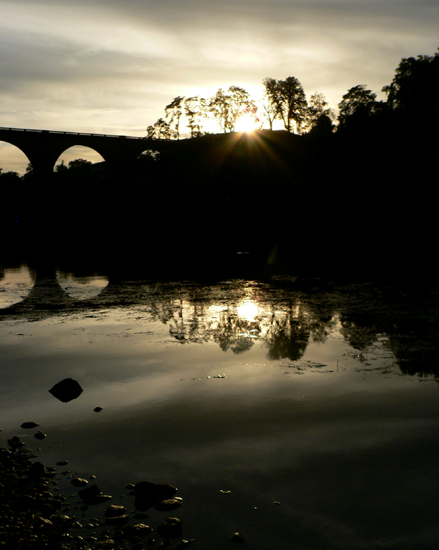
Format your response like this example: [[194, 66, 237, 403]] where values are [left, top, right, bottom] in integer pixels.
[[231, 532, 245, 543], [49, 378, 83, 402], [134, 481, 177, 511], [105, 505, 127, 517], [154, 498, 183, 511], [71, 478, 88, 487], [77, 484, 112, 504], [123, 524, 153, 538], [21, 422, 39, 429]]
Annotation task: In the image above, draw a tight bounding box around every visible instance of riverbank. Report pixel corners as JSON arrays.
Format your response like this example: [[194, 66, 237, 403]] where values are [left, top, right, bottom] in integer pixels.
[[0, 435, 192, 550]]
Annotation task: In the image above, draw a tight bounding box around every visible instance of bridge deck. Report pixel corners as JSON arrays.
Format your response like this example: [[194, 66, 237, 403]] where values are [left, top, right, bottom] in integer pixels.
[[0, 127, 143, 140]]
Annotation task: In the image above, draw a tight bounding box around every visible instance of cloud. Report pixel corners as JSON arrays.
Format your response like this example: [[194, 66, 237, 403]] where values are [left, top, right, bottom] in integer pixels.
[[1, 0, 438, 171]]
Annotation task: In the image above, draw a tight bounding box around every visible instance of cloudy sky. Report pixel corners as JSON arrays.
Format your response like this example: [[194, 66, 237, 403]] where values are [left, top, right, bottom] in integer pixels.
[[1, 0, 438, 172]]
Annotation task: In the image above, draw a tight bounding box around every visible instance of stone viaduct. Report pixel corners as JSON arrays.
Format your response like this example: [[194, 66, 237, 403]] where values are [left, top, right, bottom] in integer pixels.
[[0, 127, 176, 180]]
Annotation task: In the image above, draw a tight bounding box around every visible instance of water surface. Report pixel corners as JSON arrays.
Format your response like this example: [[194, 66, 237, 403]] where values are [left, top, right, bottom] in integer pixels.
[[1, 264, 439, 549]]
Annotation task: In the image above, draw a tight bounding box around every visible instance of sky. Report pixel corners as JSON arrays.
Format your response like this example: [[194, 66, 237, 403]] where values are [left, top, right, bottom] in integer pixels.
[[1, 0, 438, 172]]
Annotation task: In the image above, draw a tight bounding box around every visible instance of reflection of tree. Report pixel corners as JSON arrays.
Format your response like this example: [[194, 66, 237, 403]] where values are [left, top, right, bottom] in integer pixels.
[[168, 302, 215, 344], [213, 310, 261, 354], [5, 266, 439, 379], [339, 319, 379, 351], [385, 304, 439, 378], [264, 305, 310, 361]]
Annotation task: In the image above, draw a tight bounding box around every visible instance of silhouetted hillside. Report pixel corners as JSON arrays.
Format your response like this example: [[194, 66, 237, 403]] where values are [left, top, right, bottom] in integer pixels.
[[2, 120, 437, 278]]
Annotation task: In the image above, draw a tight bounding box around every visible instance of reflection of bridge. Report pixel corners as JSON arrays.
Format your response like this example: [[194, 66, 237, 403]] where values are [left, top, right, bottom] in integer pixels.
[[0, 127, 175, 180], [0, 265, 153, 318]]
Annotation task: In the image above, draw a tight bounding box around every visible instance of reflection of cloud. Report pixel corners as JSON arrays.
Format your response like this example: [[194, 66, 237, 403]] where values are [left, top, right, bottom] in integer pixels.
[[0, 266, 33, 309], [3, 269, 438, 377], [57, 272, 109, 300]]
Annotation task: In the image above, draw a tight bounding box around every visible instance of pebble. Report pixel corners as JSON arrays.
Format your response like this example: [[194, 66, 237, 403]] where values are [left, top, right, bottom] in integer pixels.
[[155, 498, 183, 511], [105, 504, 127, 517], [2, 432, 192, 549], [231, 532, 245, 543], [71, 478, 89, 487]]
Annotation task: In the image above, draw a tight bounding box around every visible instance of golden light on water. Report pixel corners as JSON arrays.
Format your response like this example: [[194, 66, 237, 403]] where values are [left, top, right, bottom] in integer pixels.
[[237, 299, 259, 321]]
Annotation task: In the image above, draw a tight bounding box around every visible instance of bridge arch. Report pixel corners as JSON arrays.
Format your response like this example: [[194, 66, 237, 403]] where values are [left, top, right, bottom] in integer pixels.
[[54, 145, 105, 171], [0, 128, 176, 181], [0, 140, 31, 175]]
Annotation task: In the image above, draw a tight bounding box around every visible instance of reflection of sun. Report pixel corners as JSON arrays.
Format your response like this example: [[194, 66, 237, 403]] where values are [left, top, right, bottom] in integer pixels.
[[237, 300, 259, 321]]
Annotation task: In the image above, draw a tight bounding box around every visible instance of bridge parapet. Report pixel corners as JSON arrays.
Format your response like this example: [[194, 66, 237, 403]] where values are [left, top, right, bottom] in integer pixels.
[[0, 127, 174, 180]]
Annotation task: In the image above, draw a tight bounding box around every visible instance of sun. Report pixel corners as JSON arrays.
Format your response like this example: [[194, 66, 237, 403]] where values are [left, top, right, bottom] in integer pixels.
[[234, 113, 260, 133]]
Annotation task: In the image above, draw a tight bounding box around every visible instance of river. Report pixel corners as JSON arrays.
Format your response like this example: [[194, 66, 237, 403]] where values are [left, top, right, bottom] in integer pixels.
[[1, 261, 439, 549]]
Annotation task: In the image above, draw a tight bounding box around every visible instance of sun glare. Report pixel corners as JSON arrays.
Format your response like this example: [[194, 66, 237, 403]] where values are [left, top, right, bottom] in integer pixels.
[[237, 300, 259, 321], [235, 114, 259, 133]]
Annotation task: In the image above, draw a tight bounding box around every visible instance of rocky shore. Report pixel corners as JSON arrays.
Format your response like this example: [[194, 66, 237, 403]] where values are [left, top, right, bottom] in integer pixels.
[[0, 434, 194, 550]]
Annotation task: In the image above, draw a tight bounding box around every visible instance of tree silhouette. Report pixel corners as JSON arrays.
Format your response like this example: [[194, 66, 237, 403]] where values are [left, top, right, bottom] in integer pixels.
[[146, 118, 173, 140], [209, 86, 256, 132], [260, 95, 278, 130], [165, 96, 185, 139], [184, 96, 208, 137], [55, 160, 68, 173], [338, 84, 378, 128], [67, 158, 92, 171], [306, 92, 336, 132], [263, 76, 308, 133], [383, 50, 439, 114]]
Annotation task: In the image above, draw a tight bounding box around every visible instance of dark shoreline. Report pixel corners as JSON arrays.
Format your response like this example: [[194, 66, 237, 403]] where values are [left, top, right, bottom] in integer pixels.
[[1, 436, 191, 550]]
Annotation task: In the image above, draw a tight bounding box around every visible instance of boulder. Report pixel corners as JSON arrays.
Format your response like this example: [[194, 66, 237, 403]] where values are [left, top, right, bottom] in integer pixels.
[[49, 378, 83, 402], [21, 422, 39, 429]]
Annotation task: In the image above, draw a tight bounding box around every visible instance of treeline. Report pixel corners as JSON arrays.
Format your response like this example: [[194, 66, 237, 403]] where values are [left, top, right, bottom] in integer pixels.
[[0, 158, 96, 183], [147, 47, 439, 138], [146, 80, 335, 139]]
